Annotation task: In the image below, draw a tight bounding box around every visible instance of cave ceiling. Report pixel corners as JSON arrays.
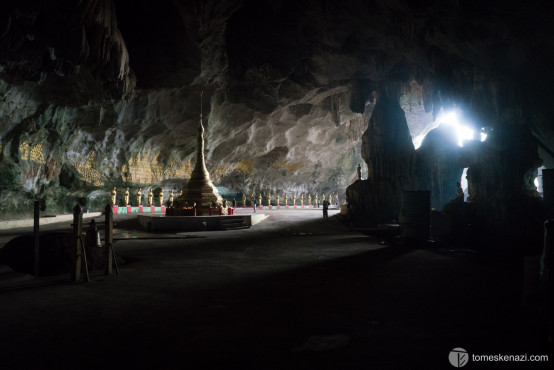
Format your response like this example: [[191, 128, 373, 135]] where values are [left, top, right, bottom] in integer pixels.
[[0, 0, 553, 211]]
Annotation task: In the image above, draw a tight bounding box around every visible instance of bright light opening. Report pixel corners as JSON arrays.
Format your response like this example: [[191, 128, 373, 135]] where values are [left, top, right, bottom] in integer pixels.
[[437, 111, 474, 147], [535, 166, 545, 196], [411, 108, 487, 149], [412, 121, 440, 149], [461, 167, 468, 192]]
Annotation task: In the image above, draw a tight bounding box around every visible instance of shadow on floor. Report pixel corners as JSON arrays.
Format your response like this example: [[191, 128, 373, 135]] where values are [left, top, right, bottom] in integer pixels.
[[1, 239, 549, 370]]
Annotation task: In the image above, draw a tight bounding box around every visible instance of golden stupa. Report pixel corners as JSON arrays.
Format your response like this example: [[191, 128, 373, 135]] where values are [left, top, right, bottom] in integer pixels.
[[174, 92, 223, 213]]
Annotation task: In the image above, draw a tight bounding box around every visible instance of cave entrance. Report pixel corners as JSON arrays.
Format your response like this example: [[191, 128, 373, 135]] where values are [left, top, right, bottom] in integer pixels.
[[407, 107, 486, 209], [411, 108, 486, 149], [461, 167, 469, 200], [535, 165, 545, 196]]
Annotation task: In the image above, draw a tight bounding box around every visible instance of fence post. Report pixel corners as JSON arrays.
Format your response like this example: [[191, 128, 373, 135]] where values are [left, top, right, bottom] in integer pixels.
[[33, 201, 40, 277], [104, 204, 113, 274], [72, 204, 83, 282]]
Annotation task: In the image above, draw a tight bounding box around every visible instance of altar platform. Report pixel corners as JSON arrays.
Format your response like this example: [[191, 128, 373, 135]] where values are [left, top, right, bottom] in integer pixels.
[[137, 213, 269, 232]]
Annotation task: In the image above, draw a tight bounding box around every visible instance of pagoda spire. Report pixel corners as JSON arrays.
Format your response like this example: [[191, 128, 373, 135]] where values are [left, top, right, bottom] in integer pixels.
[[174, 91, 222, 212]]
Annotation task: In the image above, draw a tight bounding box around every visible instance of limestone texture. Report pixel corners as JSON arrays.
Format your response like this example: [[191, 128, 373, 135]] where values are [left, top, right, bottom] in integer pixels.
[[0, 0, 553, 248]]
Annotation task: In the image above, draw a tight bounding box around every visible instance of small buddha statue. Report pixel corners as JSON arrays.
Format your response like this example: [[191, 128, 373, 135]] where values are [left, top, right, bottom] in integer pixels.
[[284, 193, 288, 206], [314, 194, 318, 207], [111, 187, 117, 205], [308, 194, 311, 206], [276, 194, 280, 206], [148, 189, 154, 206], [169, 190, 174, 205], [300, 193, 304, 206], [335, 194, 339, 205], [267, 193, 271, 207], [328, 194, 332, 205], [137, 188, 142, 206], [159, 189, 164, 206], [124, 187, 130, 205], [242, 193, 246, 206], [258, 193, 262, 207]]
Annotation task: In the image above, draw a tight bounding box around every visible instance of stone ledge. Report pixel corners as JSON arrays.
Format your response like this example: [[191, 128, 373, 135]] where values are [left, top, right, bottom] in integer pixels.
[[0, 212, 103, 230]]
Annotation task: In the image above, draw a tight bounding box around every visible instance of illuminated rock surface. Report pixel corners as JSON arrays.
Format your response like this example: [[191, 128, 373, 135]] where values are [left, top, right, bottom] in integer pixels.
[[0, 1, 553, 247]]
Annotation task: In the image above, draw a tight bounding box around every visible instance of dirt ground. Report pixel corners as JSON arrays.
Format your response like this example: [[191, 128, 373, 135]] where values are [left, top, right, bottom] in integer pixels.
[[0, 209, 550, 369]]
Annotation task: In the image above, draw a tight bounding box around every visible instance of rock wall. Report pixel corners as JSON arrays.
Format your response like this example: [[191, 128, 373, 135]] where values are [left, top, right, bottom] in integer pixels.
[[415, 124, 462, 209], [0, 0, 553, 233], [347, 89, 415, 224], [459, 125, 544, 248]]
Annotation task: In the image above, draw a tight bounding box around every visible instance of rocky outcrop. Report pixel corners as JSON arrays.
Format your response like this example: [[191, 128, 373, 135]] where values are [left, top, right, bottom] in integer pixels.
[[347, 89, 415, 224], [0, 0, 552, 251], [462, 125, 542, 205], [0, 0, 135, 97], [460, 125, 544, 246], [415, 124, 462, 209]]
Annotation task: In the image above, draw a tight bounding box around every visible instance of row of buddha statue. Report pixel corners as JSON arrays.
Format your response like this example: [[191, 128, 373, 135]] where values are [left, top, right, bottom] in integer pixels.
[[243, 193, 339, 207], [110, 187, 340, 208], [110, 187, 181, 207]]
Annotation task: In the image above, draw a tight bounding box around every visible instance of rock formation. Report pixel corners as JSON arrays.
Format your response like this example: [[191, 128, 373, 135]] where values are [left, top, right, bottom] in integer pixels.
[[415, 124, 462, 209], [347, 88, 415, 224], [0, 0, 553, 249]]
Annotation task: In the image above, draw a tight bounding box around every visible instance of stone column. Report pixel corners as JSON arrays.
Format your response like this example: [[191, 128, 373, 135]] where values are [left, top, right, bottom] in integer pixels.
[[347, 91, 415, 224]]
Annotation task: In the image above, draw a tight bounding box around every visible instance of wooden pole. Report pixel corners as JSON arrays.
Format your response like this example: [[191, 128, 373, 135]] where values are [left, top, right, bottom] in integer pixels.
[[104, 204, 113, 274], [33, 201, 40, 277], [72, 204, 83, 282]]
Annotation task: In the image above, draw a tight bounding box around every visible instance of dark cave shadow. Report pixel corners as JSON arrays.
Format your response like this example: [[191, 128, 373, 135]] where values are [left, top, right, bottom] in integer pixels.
[[2, 233, 550, 370], [316, 236, 385, 245], [4, 213, 546, 370], [178, 249, 546, 370], [104, 241, 547, 370]]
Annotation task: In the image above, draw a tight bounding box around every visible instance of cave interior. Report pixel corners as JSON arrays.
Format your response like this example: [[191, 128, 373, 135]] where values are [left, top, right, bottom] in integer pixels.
[[1, 0, 553, 252], [1, 0, 554, 367]]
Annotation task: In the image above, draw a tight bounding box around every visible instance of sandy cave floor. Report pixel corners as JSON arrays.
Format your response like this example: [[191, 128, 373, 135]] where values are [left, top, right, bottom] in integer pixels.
[[0, 208, 550, 369]]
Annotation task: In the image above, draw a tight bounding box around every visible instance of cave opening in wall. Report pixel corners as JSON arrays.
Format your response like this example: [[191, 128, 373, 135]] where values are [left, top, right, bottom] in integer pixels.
[[461, 167, 469, 200], [411, 107, 487, 150], [403, 105, 491, 210], [535, 165, 545, 196]]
